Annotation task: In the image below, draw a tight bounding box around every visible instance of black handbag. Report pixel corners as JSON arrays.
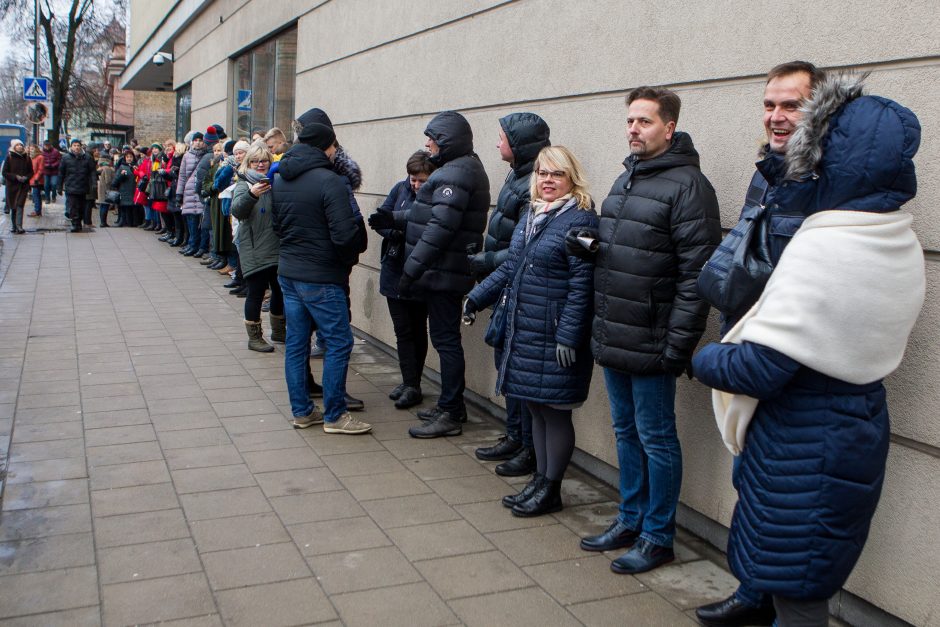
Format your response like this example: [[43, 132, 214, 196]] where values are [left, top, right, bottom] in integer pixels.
[[105, 190, 121, 205], [484, 287, 510, 348], [697, 176, 772, 318]]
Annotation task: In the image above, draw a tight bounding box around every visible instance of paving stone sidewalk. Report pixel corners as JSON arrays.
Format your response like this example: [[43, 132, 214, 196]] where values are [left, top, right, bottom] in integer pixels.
[[0, 219, 741, 626]]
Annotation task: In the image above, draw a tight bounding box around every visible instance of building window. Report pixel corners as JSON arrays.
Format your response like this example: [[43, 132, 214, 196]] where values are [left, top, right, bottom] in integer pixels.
[[233, 27, 296, 140], [176, 83, 192, 141]]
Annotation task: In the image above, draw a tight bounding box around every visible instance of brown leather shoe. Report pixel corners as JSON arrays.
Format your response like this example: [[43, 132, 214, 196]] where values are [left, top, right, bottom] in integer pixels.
[[217, 265, 234, 274]]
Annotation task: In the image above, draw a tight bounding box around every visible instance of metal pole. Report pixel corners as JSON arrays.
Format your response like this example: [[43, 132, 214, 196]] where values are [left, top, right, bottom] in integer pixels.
[[33, 0, 40, 144]]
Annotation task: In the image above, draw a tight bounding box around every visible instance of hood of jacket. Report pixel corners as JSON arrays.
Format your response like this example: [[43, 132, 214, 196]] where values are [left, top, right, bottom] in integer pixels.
[[332, 148, 362, 190], [424, 111, 474, 165], [780, 73, 920, 213], [277, 143, 333, 181], [621, 131, 701, 180], [499, 112, 550, 176]]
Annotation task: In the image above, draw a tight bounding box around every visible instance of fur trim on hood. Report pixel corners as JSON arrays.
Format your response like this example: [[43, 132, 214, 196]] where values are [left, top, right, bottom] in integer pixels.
[[785, 72, 868, 180], [332, 148, 362, 191]]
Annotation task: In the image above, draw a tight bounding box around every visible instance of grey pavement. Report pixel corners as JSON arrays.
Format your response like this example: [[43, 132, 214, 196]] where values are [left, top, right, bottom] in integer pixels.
[[0, 210, 740, 626]]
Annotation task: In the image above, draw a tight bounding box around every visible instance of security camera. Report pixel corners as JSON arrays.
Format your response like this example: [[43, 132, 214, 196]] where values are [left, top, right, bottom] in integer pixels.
[[152, 52, 173, 66]]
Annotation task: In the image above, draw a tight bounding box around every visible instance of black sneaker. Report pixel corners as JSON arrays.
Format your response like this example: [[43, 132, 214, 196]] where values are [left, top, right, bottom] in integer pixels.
[[475, 435, 522, 461], [394, 387, 423, 409], [408, 412, 463, 439], [388, 383, 407, 400]]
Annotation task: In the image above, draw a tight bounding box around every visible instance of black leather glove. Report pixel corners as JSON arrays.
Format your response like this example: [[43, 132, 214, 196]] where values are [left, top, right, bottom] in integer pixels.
[[565, 227, 600, 259], [398, 274, 414, 297], [467, 252, 492, 278], [556, 343, 576, 368], [662, 355, 690, 378], [368, 209, 394, 231], [176, 194, 184, 206], [387, 229, 404, 244], [462, 298, 478, 326]]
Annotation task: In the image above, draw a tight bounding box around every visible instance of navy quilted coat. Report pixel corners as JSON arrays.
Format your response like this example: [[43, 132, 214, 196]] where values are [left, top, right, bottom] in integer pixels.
[[468, 202, 598, 405], [692, 86, 921, 600]]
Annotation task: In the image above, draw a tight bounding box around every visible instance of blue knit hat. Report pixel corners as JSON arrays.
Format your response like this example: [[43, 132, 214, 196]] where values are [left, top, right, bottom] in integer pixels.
[[204, 125, 220, 145]]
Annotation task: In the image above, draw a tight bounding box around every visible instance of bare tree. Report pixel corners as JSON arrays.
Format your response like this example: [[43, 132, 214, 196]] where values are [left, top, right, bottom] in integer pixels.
[[0, 0, 126, 142], [0, 57, 31, 124]]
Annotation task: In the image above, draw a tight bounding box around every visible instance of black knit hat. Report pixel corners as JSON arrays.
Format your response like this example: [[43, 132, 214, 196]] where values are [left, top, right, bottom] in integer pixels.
[[298, 123, 336, 151], [191, 132, 204, 141], [296, 108, 334, 130]]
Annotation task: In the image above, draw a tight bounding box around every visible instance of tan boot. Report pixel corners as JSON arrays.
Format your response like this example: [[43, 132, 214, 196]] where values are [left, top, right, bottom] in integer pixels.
[[245, 320, 275, 353], [269, 313, 286, 343]]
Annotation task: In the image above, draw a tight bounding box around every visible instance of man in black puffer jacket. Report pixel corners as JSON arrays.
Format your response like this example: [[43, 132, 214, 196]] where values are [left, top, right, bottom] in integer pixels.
[[58, 139, 96, 233], [470, 112, 550, 475], [573, 87, 721, 574], [273, 121, 372, 437], [369, 110, 489, 438]]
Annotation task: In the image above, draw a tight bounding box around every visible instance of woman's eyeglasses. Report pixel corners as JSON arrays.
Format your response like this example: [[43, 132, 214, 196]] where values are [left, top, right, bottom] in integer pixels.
[[249, 159, 270, 166], [536, 169, 566, 180]]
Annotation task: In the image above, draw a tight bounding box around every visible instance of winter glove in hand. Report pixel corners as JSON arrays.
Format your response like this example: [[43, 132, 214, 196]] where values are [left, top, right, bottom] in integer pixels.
[[175, 194, 184, 206], [368, 209, 394, 231], [662, 355, 690, 378], [565, 227, 600, 259], [386, 229, 404, 244], [462, 298, 478, 326], [556, 343, 576, 368], [467, 252, 492, 278], [398, 275, 414, 298]]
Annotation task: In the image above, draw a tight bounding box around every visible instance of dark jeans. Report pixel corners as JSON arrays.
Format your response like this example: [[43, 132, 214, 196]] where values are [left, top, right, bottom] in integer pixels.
[[84, 198, 94, 225], [495, 347, 533, 447], [604, 368, 681, 548], [99, 203, 110, 226], [65, 194, 85, 229], [386, 297, 428, 389], [279, 278, 353, 422], [31, 186, 42, 214], [245, 266, 284, 322], [424, 291, 465, 412], [186, 214, 200, 249], [43, 174, 58, 203]]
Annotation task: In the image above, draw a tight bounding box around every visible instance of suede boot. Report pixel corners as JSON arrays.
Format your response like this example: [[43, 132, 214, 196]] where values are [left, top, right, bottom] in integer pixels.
[[245, 320, 275, 353], [269, 314, 286, 343], [511, 479, 563, 517]]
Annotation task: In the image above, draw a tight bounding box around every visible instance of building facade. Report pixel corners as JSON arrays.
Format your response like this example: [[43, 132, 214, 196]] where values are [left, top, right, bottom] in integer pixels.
[[123, 2, 940, 624]]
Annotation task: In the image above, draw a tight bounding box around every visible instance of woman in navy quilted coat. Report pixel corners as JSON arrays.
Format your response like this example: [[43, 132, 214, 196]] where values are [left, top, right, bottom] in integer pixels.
[[467, 146, 598, 518], [692, 74, 925, 626]]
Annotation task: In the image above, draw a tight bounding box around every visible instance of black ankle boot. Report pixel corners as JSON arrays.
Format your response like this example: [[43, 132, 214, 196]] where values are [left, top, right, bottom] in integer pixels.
[[511, 478, 562, 517], [495, 447, 536, 477], [502, 473, 544, 508]]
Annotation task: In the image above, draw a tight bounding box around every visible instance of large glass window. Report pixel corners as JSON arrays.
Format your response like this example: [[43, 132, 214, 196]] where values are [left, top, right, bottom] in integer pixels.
[[232, 27, 296, 139], [176, 83, 192, 141]]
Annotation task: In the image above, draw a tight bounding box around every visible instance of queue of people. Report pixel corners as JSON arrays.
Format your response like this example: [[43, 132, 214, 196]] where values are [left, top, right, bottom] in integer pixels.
[[9, 58, 922, 627]]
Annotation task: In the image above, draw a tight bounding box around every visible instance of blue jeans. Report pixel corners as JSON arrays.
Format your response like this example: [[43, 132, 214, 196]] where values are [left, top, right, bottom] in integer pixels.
[[279, 278, 353, 423], [31, 187, 43, 214], [44, 174, 58, 202], [186, 214, 200, 249], [604, 368, 681, 548]]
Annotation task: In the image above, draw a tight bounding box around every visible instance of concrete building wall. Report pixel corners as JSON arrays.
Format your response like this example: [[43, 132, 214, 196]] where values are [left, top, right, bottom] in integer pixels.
[[130, 1, 940, 623], [128, 1, 181, 56], [133, 91, 177, 144]]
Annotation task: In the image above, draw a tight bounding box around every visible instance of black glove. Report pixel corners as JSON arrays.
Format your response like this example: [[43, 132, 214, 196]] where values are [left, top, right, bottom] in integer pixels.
[[467, 252, 491, 278], [387, 229, 404, 244], [556, 343, 576, 368], [565, 227, 600, 259], [462, 298, 478, 326], [368, 209, 394, 231], [176, 194, 184, 206], [662, 355, 690, 378], [398, 274, 414, 297]]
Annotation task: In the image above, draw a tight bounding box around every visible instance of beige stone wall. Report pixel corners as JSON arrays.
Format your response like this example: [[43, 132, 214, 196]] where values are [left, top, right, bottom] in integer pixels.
[[138, 1, 940, 623], [128, 1, 181, 56], [133, 91, 177, 145]]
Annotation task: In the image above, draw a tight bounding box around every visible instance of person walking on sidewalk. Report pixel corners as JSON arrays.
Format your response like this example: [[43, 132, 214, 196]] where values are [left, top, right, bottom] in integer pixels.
[[576, 87, 721, 574], [369, 110, 490, 438], [58, 139, 95, 233], [41, 140, 61, 204], [273, 117, 371, 435], [466, 145, 598, 517], [232, 144, 284, 353], [28, 144, 44, 217], [471, 112, 551, 477], [2, 139, 32, 234]]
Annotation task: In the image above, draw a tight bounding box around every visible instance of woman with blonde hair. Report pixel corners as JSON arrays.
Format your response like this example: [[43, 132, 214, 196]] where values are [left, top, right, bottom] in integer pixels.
[[231, 143, 283, 352], [465, 145, 599, 517]]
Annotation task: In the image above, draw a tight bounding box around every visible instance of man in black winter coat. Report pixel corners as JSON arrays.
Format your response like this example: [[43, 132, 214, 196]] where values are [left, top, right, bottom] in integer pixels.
[[573, 87, 721, 574], [470, 112, 550, 475], [273, 120, 372, 436], [58, 139, 96, 233], [369, 110, 490, 438]]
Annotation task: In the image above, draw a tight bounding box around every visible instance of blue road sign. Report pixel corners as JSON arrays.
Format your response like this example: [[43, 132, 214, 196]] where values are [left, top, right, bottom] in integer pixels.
[[237, 90, 252, 111], [24, 77, 49, 101]]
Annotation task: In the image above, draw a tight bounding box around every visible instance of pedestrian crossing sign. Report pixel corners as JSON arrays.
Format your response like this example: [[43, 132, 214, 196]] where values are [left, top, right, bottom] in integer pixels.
[[238, 90, 252, 111], [24, 76, 49, 101]]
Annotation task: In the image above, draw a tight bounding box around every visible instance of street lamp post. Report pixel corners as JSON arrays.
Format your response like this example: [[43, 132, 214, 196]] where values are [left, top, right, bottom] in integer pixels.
[[33, 0, 40, 145]]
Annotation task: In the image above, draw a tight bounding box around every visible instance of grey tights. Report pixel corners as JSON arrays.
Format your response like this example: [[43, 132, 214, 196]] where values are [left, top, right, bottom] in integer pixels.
[[526, 402, 575, 481]]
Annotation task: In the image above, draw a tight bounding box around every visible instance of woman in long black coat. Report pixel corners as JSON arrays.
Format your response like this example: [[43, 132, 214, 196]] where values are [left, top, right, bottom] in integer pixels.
[[467, 145, 598, 517]]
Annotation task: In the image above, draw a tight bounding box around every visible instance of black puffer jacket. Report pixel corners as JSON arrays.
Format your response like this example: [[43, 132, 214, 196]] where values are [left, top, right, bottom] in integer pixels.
[[471, 113, 550, 278], [592, 132, 721, 374], [273, 143, 361, 285], [58, 150, 95, 195], [398, 111, 489, 294]]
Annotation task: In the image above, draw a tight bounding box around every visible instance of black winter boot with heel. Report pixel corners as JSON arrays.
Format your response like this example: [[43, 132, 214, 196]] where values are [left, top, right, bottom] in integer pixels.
[[511, 478, 563, 517]]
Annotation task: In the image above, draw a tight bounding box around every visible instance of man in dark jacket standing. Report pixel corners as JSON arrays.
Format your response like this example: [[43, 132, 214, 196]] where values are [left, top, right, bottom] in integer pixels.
[[470, 112, 550, 475], [58, 139, 96, 233], [369, 110, 490, 438], [273, 120, 372, 436], [575, 87, 721, 573]]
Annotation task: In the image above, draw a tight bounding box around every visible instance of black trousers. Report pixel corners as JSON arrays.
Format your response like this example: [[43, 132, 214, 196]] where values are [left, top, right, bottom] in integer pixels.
[[387, 297, 429, 389], [425, 291, 465, 412], [244, 266, 283, 322], [66, 194, 85, 229]]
